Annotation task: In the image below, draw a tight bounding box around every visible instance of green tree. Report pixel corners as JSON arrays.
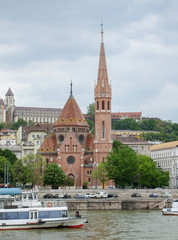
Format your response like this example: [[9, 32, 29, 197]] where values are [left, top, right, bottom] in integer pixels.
[[87, 102, 95, 120], [92, 161, 108, 189], [43, 163, 66, 189], [63, 176, 74, 187], [0, 123, 5, 130], [12, 118, 27, 130], [87, 102, 95, 133], [105, 140, 138, 188], [13, 159, 29, 187], [0, 148, 17, 165], [23, 154, 45, 188], [112, 118, 140, 130], [137, 155, 169, 188]]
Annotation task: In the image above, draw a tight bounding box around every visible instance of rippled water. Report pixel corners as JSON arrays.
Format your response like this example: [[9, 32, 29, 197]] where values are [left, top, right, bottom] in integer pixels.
[[1, 210, 178, 240]]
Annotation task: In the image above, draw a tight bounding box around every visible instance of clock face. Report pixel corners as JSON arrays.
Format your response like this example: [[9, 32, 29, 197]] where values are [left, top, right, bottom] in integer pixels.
[[101, 92, 106, 97]]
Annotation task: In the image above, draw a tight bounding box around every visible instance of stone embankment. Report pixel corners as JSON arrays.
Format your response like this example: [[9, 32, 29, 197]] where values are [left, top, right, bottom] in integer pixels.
[[39, 188, 177, 210]]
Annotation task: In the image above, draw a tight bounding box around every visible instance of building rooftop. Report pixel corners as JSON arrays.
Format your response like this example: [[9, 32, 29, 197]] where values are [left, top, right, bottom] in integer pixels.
[[151, 141, 178, 151]]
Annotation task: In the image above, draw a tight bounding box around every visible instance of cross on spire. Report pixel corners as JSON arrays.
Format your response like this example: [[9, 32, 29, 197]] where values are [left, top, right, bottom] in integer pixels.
[[70, 80, 73, 96], [100, 20, 104, 43]]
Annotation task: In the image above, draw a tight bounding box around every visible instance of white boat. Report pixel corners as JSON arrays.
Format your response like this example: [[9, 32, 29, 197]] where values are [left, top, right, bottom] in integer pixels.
[[0, 188, 87, 230], [162, 199, 178, 215], [0, 206, 87, 230]]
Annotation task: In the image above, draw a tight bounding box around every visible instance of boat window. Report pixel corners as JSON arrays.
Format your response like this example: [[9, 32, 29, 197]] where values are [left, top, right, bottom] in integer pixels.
[[38, 211, 62, 219], [62, 210, 68, 218], [5, 212, 18, 220], [0, 212, 5, 220], [28, 194, 33, 200], [50, 211, 61, 218], [18, 212, 29, 219], [38, 211, 51, 218], [34, 212, 37, 219], [30, 212, 33, 219], [34, 193, 37, 200]]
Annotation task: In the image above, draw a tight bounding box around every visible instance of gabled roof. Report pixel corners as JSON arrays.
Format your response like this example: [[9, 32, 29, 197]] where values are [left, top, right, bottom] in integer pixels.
[[54, 93, 89, 127], [6, 88, 14, 96]]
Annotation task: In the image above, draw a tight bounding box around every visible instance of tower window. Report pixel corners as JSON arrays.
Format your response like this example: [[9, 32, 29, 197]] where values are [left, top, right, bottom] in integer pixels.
[[102, 121, 105, 139], [97, 101, 99, 110], [107, 101, 110, 110], [102, 101, 105, 110]]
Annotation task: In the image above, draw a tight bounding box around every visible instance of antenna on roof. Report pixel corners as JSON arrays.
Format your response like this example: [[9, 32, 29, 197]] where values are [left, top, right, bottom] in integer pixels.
[[70, 80, 73, 95]]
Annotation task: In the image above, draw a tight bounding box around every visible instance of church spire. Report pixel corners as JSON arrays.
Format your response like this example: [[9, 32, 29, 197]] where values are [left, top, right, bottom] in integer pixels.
[[95, 23, 111, 99]]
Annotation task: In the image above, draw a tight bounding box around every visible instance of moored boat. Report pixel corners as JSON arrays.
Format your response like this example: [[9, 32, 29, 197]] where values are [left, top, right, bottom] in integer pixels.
[[0, 206, 87, 230], [162, 199, 178, 215], [0, 188, 87, 230]]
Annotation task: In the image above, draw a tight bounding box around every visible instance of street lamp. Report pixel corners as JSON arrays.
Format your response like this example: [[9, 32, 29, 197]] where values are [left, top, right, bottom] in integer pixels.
[[175, 162, 177, 189], [95, 162, 98, 189], [157, 162, 161, 188]]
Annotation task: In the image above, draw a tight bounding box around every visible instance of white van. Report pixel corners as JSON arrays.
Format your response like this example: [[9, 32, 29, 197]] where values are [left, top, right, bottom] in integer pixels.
[[96, 192, 108, 198]]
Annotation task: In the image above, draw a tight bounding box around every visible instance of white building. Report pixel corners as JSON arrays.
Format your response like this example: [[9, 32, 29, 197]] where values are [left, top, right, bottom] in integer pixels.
[[151, 141, 178, 188], [16, 124, 53, 158]]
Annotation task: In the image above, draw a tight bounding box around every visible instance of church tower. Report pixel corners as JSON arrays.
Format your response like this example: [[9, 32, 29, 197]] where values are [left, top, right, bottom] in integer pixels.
[[4, 88, 15, 122], [94, 25, 112, 168]]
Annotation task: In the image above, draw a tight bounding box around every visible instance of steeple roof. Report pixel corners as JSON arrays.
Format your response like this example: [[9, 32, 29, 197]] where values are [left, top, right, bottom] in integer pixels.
[[6, 88, 14, 96], [95, 24, 111, 98], [54, 84, 89, 127]]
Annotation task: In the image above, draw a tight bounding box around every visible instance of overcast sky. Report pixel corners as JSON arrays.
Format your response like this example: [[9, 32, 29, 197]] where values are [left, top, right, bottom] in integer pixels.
[[1, 0, 178, 122]]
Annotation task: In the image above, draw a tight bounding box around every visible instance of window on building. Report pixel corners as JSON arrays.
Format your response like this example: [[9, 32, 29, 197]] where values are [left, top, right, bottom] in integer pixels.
[[107, 101, 110, 110], [97, 101, 99, 110], [102, 121, 105, 139], [102, 101, 105, 110]]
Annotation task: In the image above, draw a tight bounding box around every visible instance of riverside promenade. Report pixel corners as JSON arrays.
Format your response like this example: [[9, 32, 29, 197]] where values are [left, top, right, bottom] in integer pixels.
[[38, 188, 178, 210]]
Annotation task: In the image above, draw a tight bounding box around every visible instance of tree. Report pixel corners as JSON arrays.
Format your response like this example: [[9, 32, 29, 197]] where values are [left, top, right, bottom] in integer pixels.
[[87, 102, 95, 120], [112, 118, 140, 130], [63, 176, 74, 187], [137, 155, 169, 188], [91, 161, 108, 189], [12, 118, 27, 130], [23, 153, 45, 188], [86, 102, 95, 133], [105, 140, 138, 188], [43, 163, 66, 189], [13, 159, 29, 187], [0, 148, 17, 165]]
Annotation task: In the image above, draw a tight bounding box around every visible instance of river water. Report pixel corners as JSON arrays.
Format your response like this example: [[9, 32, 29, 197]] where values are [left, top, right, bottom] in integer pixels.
[[1, 210, 178, 240]]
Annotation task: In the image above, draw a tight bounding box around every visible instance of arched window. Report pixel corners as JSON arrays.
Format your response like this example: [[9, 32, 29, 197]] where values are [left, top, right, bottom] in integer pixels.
[[102, 121, 105, 139], [102, 100, 105, 110], [107, 101, 110, 110], [97, 101, 99, 110]]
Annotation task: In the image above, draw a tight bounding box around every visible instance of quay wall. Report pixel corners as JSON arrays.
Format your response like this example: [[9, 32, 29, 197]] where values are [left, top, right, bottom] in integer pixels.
[[41, 199, 164, 210]]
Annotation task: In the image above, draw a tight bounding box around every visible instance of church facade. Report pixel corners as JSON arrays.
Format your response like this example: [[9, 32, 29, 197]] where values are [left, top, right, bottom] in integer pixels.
[[38, 28, 113, 188]]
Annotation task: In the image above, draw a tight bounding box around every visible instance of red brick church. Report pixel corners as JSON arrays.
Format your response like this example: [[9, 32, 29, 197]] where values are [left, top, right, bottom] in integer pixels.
[[38, 27, 113, 188]]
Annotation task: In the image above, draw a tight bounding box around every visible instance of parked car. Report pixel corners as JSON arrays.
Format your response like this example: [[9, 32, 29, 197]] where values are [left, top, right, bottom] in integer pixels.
[[43, 193, 54, 199], [161, 192, 172, 198], [53, 194, 64, 198], [107, 193, 118, 198], [131, 193, 141, 197], [85, 193, 96, 198], [96, 192, 108, 198], [149, 193, 158, 198], [63, 194, 71, 199], [74, 194, 89, 199]]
